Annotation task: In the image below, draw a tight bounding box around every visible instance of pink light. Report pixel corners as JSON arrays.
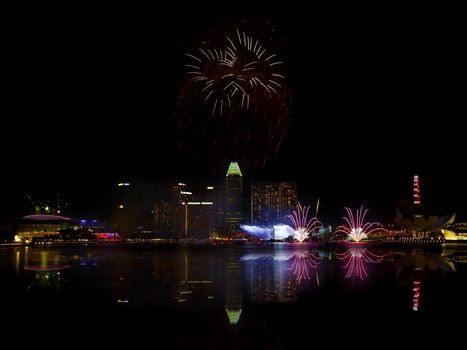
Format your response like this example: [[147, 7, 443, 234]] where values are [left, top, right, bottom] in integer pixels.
[[287, 251, 322, 285], [96, 232, 123, 241], [413, 175, 421, 205], [334, 206, 387, 242], [413, 280, 420, 311], [335, 247, 386, 280], [287, 203, 322, 243]]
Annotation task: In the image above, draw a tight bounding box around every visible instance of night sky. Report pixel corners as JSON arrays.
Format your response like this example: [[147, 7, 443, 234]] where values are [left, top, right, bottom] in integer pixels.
[[1, 2, 465, 225]]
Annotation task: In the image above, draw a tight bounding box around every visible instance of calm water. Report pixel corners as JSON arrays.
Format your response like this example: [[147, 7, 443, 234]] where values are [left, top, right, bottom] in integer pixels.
[[1, 243, 466, 348]]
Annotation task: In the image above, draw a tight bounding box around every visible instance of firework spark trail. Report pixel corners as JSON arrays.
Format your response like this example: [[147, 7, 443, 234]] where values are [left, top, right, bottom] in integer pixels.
[[184, 29, 286, 116], [335, 247, 386, 280], [335, 206, 387, 242], [176, 24, 292, 174], [287, 203, 322, 243]]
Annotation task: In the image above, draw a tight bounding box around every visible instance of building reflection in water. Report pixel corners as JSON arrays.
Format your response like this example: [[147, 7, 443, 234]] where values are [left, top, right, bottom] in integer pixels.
[[16, 248, 79, 291], [413, 280, 420, 311], [153, 249, 216, 305], [395, 250, 456, 312], [335, 246, 386, 280], [27, 271, 63, 291], [287, 250, 322, 286], [241, 249, 323, 303], [225, 256, 242, 325]]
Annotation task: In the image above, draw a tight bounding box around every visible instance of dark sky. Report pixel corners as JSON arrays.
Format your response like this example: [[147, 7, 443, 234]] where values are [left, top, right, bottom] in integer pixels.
[[1, 2, 465, 224]]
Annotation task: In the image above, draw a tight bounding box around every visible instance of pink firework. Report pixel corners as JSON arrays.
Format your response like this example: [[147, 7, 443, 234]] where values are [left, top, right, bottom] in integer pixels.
[[335, 247, 386, 280], [335, 206, 387, 242], [288, 251, 322, 285], [287, 203, 322, 243]]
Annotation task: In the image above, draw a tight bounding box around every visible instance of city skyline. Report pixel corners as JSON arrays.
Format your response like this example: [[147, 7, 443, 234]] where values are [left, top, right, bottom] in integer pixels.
[[1, 2, 465, 224]]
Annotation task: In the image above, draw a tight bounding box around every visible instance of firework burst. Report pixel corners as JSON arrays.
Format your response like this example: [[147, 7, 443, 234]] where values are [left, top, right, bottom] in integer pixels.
[[184, 28, 286, 116], [335, 206, 387, 242], [287, 203, 322, 243], [176, 23, 292, 174]]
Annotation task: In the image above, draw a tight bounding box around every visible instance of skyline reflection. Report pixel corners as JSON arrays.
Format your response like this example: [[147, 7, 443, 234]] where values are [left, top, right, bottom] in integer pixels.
[[0, 244, 463, 328]]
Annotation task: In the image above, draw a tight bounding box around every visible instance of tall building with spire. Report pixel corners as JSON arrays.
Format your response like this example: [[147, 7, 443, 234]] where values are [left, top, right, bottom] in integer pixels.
[[225, 162, 244, 231]]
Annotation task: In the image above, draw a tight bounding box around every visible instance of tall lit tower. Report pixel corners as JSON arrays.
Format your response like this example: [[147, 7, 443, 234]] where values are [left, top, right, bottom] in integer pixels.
[[251, 182, 297, 225], [225, 162, 244, 231], [413, 175, 421, 206]]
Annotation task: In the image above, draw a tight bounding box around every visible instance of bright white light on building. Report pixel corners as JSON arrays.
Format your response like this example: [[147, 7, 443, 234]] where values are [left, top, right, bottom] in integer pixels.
[[273, 224, 294, 240]]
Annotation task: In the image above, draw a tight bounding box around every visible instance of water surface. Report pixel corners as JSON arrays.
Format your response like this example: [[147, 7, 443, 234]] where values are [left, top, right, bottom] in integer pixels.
[[1, 243, 465, 348]]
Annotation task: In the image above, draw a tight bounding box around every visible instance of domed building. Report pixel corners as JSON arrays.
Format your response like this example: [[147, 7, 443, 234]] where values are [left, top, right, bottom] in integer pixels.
[[394, 175, 456, 240], [16, 214, 80, 242]]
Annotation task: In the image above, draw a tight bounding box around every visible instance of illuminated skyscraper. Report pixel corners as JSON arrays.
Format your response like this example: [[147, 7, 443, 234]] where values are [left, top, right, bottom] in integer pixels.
[[113, 180, 159, 233], [251, 182, 297, 225], [225, 162, 244, 231], [154, 201, 171, 233], [225, 256, 242, 325], [113, 180, 134, 233], [186, 201, 215, 239], [171, 182, 192, 236]]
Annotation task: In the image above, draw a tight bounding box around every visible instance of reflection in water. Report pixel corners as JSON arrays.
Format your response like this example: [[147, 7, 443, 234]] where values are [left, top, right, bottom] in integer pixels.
[[23, 249, 79, 271], [225, 257, 242, 324], [287, 251, 322, 286], [413, 280, 421, 311], [166, 250, 216, 304], [335, 247, 385, 280], [2, 243, 465, 344], [27, 271, 63, 291], [16, 248, 80, 291], [395, 251, 456, 312], [242, 251, 298, 303]]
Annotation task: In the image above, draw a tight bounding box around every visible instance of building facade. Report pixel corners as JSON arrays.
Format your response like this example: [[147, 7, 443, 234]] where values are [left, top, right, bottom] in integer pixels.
[[225, 162, 244, 231], [251, 182, 297, 225]]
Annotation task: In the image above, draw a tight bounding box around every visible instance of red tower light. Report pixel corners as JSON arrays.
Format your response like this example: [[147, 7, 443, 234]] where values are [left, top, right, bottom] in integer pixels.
[[413, 175, 421, 205]]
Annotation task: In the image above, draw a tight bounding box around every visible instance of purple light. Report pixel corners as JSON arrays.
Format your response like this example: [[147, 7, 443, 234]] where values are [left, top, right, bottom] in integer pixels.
[[335, 206, 387, 242], [287, 203, 322, 243], [22, 214, 73, 221], [273, 224, 294, 240], [288, 251, 322, 285], [335, 247, 386, 280], [240, 225, 273, 240]]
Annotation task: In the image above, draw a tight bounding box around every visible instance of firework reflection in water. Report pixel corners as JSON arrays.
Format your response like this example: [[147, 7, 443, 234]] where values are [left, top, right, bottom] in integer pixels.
[[288, 251, 322, 285], [335, 247, 386, 280]]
